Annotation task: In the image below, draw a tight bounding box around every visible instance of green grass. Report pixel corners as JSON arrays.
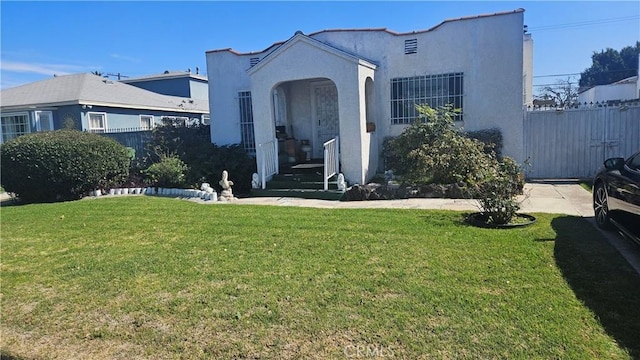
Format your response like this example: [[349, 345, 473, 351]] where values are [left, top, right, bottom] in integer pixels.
[[2, 197, 639, 359], [580, 180, 593, 192]]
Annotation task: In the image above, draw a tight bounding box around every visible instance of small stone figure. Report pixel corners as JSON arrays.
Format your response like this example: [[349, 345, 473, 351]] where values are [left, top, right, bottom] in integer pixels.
[[218, 170, 236, 201], [251, 173, 260, 189], [337, 173, 347, 191]]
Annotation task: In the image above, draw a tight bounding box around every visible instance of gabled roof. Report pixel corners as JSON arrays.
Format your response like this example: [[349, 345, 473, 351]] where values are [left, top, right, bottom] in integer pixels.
[[0, 73, 208, 113], [121, 71, 208, 83], [247, 32, 377, 76], [206, 8, 524, 56]]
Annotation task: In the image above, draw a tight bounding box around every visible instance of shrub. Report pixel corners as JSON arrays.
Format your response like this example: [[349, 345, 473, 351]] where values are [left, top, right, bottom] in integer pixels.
[[143, 155, 188, 188], [383, 104, 494, 189], [465, 128, 503, 159], [145, 123, 256, 193], [0, 130, 130, 203], [473, 157, 525, 225]]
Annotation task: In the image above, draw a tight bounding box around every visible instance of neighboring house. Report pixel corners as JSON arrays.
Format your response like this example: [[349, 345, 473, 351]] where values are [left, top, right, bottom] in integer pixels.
[[206, 8, 533, 185], [578, 76, 639, 104], [0, 73, 209, 143], [121, 70, 209, 100]]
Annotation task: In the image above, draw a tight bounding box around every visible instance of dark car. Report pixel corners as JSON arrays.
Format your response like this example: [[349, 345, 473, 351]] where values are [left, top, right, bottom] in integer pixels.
[[593, 151, 640, 244]]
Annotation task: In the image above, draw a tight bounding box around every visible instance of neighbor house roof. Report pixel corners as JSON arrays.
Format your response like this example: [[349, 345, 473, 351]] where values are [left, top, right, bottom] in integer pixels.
[[0, 73, 209, 113], [206, 8, 524, 55], [121, 71, 208, 83]]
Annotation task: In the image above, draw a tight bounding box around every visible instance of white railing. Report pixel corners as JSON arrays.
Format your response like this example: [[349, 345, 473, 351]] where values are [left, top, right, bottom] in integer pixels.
[[323, 136, 339, 191], [258, 138, 279, 189]]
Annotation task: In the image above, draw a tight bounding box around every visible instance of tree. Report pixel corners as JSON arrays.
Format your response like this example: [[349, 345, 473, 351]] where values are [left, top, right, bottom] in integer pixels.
[[579, 42, 639, 87], [534, 77, 578, 108]]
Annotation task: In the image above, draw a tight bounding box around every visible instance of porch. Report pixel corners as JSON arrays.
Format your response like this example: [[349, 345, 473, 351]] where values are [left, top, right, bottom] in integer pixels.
[[250, 160, 345, 200], [251, 136, 344, 200]]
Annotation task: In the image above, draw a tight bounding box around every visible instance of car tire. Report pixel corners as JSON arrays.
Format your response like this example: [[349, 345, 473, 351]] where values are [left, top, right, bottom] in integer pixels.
[[594, 182, 611, 229]]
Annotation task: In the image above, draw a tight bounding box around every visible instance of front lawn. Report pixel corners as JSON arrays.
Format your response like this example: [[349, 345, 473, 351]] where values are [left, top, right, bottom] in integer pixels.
[[2, 197, 639, 359]]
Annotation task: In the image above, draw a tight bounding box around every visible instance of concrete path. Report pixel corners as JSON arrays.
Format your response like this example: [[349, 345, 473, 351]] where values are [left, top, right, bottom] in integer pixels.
[[231, 183, 594, 216]]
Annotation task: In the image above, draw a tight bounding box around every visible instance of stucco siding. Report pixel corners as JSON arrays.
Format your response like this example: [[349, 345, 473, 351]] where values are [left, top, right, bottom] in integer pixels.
[[207, 51, 251, 145], [206, 9, 529, 182]]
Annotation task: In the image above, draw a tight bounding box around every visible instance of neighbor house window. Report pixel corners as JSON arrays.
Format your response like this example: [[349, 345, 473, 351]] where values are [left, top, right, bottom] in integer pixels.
[[140, 115, 154, 130], [160, 116, 189, 126], [88, 112, 107, 132], [238, 91, 255, 155], [1, 112, 30, 143], [34, 111, 53, 131], [390, 72, 463, 125]]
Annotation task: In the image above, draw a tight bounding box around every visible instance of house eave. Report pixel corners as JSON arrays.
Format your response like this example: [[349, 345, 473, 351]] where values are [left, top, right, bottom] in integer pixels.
[[247, 33, 377, 76]]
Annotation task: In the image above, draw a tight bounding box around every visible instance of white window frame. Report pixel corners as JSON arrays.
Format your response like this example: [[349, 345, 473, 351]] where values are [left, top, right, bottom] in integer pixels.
[[1, 112, 30, 143], [140, 115, 154, 130], [87, 112, 107, 133], [34, 110, 54, 131]]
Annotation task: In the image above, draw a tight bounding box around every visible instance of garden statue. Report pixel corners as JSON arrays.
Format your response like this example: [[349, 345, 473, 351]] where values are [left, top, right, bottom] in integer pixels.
[[219, 170, 235, 201], [337, 173, 347, 191], [251, 173, 260, 189]]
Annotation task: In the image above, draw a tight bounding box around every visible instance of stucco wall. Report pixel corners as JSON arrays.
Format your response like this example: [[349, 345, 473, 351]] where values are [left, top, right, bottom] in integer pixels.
[[578, 82, 638, 103], [206, 9, 529, 180]]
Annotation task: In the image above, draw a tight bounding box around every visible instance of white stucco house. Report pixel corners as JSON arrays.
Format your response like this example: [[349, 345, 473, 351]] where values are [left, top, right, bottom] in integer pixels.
[[578, 76, 639, 104], [205, 8, 533, 187]]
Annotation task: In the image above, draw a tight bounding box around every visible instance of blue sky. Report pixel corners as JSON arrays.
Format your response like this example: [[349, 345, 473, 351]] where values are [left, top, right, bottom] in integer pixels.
[[1, 1, 639, 94]]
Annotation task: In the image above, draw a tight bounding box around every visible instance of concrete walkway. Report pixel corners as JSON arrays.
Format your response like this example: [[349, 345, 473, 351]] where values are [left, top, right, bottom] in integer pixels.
[[231, 182, 594, 216]]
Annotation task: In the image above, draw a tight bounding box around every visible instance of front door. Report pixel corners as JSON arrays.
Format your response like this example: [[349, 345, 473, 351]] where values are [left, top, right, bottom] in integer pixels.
[[312, 82, 339, 159]]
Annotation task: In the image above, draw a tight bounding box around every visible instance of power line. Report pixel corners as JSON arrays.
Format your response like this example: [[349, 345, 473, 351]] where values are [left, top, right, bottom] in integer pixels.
[[527, 15, 639, 32], [533, 73, 581, 78]]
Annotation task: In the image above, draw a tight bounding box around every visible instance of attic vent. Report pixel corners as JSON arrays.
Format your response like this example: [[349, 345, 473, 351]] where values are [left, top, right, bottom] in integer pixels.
[[249, 57, 260, 67], [404, 39, 418, 55]]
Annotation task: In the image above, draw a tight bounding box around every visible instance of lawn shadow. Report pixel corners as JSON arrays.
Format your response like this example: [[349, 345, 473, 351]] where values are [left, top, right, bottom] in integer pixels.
[[552, 216, 640, 358]]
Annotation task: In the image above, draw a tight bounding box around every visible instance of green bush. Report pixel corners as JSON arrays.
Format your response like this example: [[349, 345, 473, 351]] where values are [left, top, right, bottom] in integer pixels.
[[145, 123, 256, 193], [143, 155, 188, 188], [473, 157, 525, 225], [383, 104, 494, 188], [466, 128, 503, 159], [0, 130, 130, 203]]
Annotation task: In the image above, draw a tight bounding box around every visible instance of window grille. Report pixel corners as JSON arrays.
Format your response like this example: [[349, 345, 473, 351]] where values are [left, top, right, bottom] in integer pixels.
[[390, 72, 463, 124], [238, 91, 255, 155], [1, 113, 30, 143], [404, 39, 418, 54]]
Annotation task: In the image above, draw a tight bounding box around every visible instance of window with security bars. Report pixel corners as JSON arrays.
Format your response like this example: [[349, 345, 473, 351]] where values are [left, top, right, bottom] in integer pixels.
[[390, 72, 463, 125], [1, 113, 30, 143], [238, 91, 255, 155]]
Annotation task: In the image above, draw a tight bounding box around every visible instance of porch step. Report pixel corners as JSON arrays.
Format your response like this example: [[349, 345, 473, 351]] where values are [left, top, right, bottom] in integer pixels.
[[266, 180, 339, 190], [250, 188, 345, 201], [271, 172, 334, 182]]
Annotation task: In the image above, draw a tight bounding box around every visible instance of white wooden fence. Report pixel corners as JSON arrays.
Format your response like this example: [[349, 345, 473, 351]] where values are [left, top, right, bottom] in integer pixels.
[[523, 103, 640, 179]]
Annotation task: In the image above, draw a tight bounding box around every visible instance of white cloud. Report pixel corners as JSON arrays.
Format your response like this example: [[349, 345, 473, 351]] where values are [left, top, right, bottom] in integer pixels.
[[0, 60, 85, 76]]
